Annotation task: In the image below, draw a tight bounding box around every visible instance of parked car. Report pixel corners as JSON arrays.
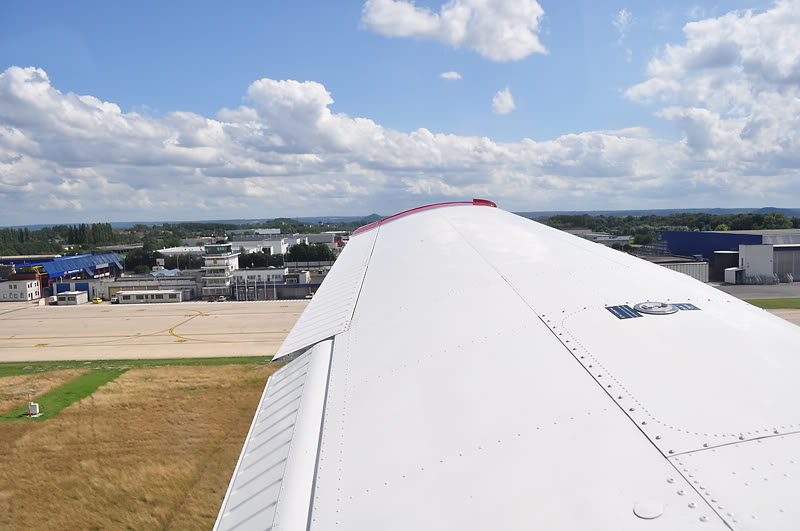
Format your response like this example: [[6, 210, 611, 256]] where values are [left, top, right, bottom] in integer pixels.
[[217, 295, 226, 302], [110, 296, 119, 304], [92, 297, 103, 304]]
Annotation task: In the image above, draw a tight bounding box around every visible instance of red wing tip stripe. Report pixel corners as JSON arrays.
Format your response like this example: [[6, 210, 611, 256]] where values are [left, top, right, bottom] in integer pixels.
[[352, 199, 496, 236]]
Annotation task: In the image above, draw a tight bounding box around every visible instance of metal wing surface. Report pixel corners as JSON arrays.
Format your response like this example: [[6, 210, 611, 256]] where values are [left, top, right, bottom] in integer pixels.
[[215, 201, 800, 531]]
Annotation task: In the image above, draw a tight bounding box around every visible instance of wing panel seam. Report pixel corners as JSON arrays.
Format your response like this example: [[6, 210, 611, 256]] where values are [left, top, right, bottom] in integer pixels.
[[304, 336, 335, 530]]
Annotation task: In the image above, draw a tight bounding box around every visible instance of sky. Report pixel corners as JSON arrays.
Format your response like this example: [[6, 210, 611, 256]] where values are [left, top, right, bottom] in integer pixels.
[[0, 0, 798, 224]]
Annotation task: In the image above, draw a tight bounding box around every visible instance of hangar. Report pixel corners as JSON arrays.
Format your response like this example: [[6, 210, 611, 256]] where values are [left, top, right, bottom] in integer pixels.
[[658, 229, 800, 282], [0, 252, 123, 297]]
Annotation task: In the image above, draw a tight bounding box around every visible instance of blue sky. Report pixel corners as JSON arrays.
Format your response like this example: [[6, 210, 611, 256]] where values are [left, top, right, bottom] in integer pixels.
[[0, 0, 797, 223]]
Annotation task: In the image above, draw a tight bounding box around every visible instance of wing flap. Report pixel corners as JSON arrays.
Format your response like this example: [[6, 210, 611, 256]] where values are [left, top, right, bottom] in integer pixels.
[[214, 340, 332, 531]]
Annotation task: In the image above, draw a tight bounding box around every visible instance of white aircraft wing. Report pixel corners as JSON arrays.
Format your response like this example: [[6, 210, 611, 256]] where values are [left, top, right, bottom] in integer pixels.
[[215, 200, 800, 531]]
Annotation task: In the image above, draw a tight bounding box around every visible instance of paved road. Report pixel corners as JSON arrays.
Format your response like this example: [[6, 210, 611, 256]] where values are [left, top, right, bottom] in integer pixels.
[[712, 282, 800, 299]]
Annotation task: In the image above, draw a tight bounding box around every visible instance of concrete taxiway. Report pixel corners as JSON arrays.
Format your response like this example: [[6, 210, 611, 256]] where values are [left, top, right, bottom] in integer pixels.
[[0, 300, 308, 362]]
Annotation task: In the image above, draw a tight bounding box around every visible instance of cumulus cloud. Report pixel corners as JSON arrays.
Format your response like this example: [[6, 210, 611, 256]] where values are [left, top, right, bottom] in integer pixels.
[[618, 0, 800, 204], [361, 0, 546, 62], [440, 71, 462, 80], [625, 0, 800, 171], [491, 88, 516, 115]]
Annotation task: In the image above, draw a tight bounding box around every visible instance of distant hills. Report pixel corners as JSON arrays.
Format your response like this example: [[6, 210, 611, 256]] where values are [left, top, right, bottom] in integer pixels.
[[5, 208, 799, 230], [293, 214, 383, 224]]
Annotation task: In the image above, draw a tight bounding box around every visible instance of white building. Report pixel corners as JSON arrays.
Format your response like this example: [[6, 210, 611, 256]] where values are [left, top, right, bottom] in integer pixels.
[[232, 267, 288, 284], [739, 244, 776, 282], [227, 236, 309, 256], [117, 290, 183, 304], [231, 268, 298, 301], [300, 233, 341, 251], [57, 290, 88, 305], [0, 280, 41, 301], [303, 233, 336, 244], [202, 243, 240, 298], [263, 238, 289, 255], [229, 241, 265, 253]]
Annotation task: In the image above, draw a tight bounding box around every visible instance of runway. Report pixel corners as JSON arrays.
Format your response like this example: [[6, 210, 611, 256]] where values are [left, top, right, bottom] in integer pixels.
[[0, 300, 308, 362]]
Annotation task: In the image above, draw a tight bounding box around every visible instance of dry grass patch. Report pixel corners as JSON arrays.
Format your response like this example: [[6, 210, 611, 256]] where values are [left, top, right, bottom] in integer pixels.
[[0, 369, 85, 414], [0, 362, 279, 530]]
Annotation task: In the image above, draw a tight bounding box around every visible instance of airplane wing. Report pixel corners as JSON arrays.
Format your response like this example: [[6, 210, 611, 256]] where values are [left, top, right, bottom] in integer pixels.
[[215, 200, 800, 530]]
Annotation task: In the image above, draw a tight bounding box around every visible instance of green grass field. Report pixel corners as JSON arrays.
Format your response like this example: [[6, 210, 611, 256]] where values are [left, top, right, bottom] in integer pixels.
[[0, 355, 272, 378], [745, 298, 800, 310]]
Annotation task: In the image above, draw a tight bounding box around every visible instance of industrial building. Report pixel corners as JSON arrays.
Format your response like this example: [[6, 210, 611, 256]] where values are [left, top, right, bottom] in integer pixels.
[[231, 268, 316, 300], [229, 237, 305, 255], [0, 253, 123, 297], [233, 267, 320, 301], [299, 232, 347, 251], [55, 270, 202, 300], [232, 268, 286, 301], [659, 230, 800, 283], [642, 256, 709, 283], [563, 229, 632, 247], [233, 268, 288, 284]]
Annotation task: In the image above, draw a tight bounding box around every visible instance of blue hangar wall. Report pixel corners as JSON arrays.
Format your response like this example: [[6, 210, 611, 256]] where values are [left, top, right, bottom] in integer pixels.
[[658, 231, 763, 260]]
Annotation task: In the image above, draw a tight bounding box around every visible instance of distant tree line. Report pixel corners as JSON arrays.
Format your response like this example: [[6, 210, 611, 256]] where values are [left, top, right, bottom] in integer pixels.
[[1, 213, 366, 260], [238, 251, 285, 269], [64, 223, 116, 245], [287, 243, 337, 262], [544, 212, 800, 236], [0, 227, 63, 256]]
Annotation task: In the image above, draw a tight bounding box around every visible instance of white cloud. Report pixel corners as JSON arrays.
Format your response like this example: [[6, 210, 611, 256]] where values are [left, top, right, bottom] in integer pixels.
[[623, 0, 800, 182], [361, 0, 546, 62], [440, 71, 462, 80], [491, 87, 516, 115], [612, 8, 633, 43]]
